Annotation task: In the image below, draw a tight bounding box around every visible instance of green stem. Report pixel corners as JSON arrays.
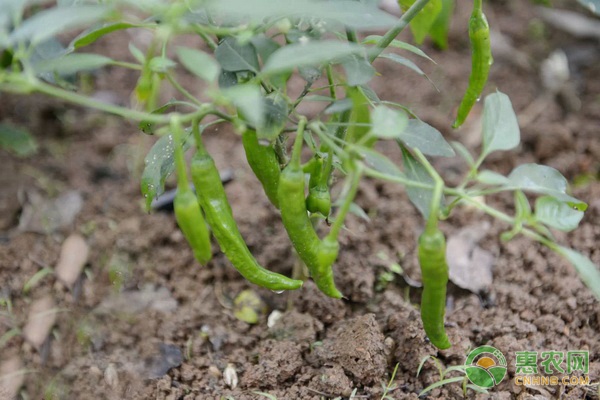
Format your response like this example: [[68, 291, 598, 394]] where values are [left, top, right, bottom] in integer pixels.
[[2, 76, 214, 124], [110, 61, 142, 70], [194, 29, 219, 51], [326, 65, 337, 100], [291, 117, 307, 166], [192, 118, 205, 153], [473, 0, 483, 13], [328, 164, 362, 239], [412, 149, 444, 232], [369, 0, 432, 62], [346, 28, 358, 43], [319, 149, 334, 188], [166, 72, 203, 106]]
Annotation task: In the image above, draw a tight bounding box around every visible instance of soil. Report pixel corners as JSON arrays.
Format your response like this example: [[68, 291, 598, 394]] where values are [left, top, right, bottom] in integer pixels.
[[1, 1, 599, 399]]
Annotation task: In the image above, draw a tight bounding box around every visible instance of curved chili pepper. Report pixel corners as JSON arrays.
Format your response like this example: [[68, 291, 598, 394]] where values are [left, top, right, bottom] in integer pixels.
[[242, 129, 281, 209], [452, 0, 492, 129], [278, 120, 342, 298], [191, 136, 302, 292], [418, 227, 451, 349]]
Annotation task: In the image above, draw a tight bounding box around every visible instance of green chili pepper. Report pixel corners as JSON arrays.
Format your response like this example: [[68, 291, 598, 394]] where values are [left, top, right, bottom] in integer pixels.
[[418, 227, 451, 349], [278, 119, 342, 298], [452, 0, 492, 129], [242, 129, 280, 209], [174, 188, 212, 265], [315, 236, 341, 295], [191, 134, 302, 292], [171, 117, 212, 265], [306, 152, 332, 218]]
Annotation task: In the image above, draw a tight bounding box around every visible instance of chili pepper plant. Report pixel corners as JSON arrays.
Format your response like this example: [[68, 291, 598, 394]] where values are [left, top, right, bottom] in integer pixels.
[[1, 0, 599, 349]]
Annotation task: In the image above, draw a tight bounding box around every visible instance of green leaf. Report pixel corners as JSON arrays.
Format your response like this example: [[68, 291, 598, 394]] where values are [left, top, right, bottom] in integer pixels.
[[0, 122, 38, 157], [139, 101, 179, 135], [233, 289, 266, 324], [218, 70, 238, 89], [259, 92, 288, 141], [508, 164, 587, 210], [325, 98, 353, 115], [362, 35, 435, 63], [356, 146, 404, 178], [250, 34, 280, 64], [555, 246, 600, 300], [345, 86, 372, 144], [370, 106, 408, 139], [450, 141, 475, 167], [341, 54, 375, 86], [70, 22, 139, 50], [215, 37, 259, 73], [481, 91, 520, 158], [378, 53, 428, 78], [514, 190, 532, 219], [535, 196, 584, 232], [578, 0, 600, 15], [398, 0, 443, 44], [398, 119, 455, 157], [262, 41, 365, 76], [401, 145, 434, 218], [222, 84, 264, 129], [148, 56, 176, 73], [429, 0, 454, 50], [418, 376, 465, 397], [477, 170, 511, 186], [9, 5, 110, 46], [128, 42, 145, 64], [176, 47, 220, 82], [141, 134, 177, 211], [208, 0, 398, 30], [34, 53, 113, 75]]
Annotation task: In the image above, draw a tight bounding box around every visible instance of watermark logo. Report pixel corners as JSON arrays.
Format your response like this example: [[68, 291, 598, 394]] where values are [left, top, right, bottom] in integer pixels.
[[465, 346, 508, 388], [514, 350, 590, 386]]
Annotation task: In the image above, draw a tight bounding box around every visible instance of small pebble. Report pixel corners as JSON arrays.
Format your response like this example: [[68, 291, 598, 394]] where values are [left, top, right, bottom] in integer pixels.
[[104, 363, 119, 389], [223, 363, 238, 389]]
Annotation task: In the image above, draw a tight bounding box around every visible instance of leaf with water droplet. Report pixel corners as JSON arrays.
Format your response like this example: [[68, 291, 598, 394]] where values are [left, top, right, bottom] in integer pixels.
[[141, 134, 183, 211]]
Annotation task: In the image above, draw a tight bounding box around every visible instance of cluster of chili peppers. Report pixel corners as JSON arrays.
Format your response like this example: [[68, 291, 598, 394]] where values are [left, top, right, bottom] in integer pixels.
[[167, 0, 496, 350], [170, 115, 349, 297]]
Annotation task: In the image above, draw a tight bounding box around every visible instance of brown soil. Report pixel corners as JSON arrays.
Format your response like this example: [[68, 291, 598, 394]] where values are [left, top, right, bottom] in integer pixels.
[[1, 1, 599, 399]]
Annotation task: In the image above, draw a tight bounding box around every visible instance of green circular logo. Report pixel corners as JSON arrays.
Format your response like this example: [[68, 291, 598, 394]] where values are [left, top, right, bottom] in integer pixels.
[[465, 346, 508, 388]]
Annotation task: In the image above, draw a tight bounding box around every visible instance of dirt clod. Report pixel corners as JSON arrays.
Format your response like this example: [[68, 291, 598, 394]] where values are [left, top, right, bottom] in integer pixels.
[[313, 314, 387, 385], [243, 340, 303, 388]]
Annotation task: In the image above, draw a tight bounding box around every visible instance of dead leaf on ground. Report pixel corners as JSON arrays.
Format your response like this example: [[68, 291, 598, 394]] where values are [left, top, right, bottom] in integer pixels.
[[23, 295, 57, 350], [446, 222, 495, 294], [55, 234, 89, 289]]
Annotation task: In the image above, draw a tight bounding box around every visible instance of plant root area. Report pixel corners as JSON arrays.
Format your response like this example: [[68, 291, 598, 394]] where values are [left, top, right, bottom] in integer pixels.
[[1, 1, 599, 399]]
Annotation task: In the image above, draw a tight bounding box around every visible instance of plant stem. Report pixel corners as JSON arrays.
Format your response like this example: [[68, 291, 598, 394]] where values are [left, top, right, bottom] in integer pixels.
[[328, 165, 362, 239], [369, 0, 431, 62], [291, 117, 307, 165], [412, 149, 444, 232], [166, 72, 203, 106], [2, 75, 214, 124], [326, 65, 336, 100]]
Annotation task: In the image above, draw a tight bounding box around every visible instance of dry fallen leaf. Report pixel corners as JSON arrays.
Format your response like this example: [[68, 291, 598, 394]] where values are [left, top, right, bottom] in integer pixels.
[[23, 295, 57, 350], [446, 222, 495, 294], [55, 234, 89, 289]]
